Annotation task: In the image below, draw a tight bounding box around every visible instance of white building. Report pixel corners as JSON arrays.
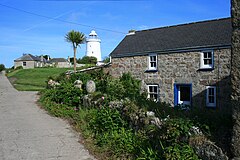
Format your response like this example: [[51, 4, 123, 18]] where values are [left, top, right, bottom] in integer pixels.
[[86, 30, 102, 61]]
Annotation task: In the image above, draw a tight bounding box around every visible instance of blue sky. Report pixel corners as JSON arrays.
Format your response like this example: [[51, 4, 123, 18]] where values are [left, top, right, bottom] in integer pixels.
[[0, 0, 230, 68]]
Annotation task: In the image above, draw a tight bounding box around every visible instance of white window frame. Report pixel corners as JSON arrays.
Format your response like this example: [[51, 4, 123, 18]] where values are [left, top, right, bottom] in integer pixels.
[[147, 85, 159, 101], [200, 50, 214, 69], [23, 61, 26, 66], [206, 86, 216, 107], [148, 54, 157, 70]]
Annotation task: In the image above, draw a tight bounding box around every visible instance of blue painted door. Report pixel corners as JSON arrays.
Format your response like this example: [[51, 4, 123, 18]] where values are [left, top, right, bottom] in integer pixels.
[[174, 84, 192, 106]]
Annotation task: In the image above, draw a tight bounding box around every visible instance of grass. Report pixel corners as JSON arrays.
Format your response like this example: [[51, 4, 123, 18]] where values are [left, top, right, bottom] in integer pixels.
[[7, 67, 74, 91], [7, 64, 95, 91]]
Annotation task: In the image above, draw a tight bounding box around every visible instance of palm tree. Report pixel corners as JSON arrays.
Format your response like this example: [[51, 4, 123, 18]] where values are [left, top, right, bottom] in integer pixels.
[[65, 30, 85, 72]]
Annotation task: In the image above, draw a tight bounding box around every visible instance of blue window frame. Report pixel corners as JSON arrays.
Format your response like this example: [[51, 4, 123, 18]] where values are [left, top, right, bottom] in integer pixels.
[[174, 83, 192, 107]]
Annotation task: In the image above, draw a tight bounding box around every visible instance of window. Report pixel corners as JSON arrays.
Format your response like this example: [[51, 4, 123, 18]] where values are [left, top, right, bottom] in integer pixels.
[[206, 86, 216, 107], [23, 62, 26, 66], [174, 84, 192, 106], [148, 54, 157, 70], [200, 51, 214, 69], [148, 85, 158, 101]]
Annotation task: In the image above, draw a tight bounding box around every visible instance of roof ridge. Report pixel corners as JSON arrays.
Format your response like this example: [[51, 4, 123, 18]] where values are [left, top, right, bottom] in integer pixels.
[[137, 17, 231, 33], [29, 54, 40, 61]]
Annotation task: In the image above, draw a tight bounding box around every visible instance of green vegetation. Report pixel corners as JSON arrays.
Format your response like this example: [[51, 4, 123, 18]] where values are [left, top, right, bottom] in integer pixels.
[[0, 64, 5, 72], [7, 68, 72, 91], [41, 70, 230, 159], [78, 56, 97, 65], [103, 57, 110, 63], [35, 69, 231, 159], [4, 66, 230, 159], [3, 63, 231, 159]]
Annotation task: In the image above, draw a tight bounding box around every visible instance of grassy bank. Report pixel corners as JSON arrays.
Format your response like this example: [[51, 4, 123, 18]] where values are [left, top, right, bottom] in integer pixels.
[[7, 68, 72, 91]]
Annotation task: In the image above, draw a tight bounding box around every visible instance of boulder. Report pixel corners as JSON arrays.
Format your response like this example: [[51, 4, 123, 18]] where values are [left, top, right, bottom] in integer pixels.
[[83, 95, 91, 108], [48, 79, 60, 88], [190, 137, 228, 160], [86, 80, 96, 93], [74, 80, 83, 89]]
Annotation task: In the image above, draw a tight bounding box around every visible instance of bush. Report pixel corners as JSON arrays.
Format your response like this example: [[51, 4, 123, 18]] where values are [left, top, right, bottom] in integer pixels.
[[103, 73, 141, 101], [136, 118, 200, 160], [42, 82, 83, 107], [41, 71, 209, 159], [120, 73, 141, 100], [163, 143, 199, 160], [78, 56, 97, 64], [0, 64, 5, 72], [15, 66, 23, 70], [88, 106, 138, 158], [103, 57, 110, 63], [89, 106, 126, 135]]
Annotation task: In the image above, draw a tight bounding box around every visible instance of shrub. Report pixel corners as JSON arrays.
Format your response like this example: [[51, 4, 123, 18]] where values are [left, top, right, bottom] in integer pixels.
[[103, 57, 110, 63], [42, 82, 83, 107], [120, 73, 141, 100], [159, 118, 195, 143], [41, 70, 209, 159], [163, 143, 199, 160], [78, 56, 97, 64], [89, 106, 126, 135], [15, 66, 23, 70], [103, 73, 141, 101], [104, 128, 137, 157], [0, 64, 5, 72], [88, 106, 138, 158], [105, 78, 126, 100]]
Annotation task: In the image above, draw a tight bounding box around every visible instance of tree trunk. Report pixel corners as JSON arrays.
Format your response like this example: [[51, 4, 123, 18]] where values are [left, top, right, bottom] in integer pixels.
[[231, 0, 240, 158], [74, 47, 77, 73]]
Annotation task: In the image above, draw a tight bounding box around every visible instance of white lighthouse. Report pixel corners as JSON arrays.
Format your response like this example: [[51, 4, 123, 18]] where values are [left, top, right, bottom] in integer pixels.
[[86, 30, 101, 61]]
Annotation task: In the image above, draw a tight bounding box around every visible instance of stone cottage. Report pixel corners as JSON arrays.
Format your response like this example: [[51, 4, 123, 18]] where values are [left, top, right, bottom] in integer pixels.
[[14, 54, 46, 69], [110, 18, 232, 108]]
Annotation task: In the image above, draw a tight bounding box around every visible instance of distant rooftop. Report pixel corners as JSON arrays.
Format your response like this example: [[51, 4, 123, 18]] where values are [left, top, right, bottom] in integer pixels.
[[49, 58, 68, 63], [14, 54, 41, 62]]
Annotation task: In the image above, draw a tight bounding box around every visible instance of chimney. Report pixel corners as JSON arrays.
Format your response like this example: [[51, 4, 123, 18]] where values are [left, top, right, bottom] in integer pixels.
[[67, 56, 70, 62], [40, 55, 43, 62], [47, 55, 50, 61], [127, 29, 136, 35]]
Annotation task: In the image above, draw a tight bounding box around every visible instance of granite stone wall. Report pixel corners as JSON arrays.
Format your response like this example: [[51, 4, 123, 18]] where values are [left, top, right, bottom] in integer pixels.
[[111, 48, 231, 108], [231, 0, 240, 158]]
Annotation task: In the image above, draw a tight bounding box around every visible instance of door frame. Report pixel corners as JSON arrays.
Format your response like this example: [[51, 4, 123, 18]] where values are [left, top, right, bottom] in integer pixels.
[[174, 83, 192, 107]]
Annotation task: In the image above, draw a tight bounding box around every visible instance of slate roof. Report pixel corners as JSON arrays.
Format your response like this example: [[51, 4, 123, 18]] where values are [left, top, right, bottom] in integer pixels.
[[110, 18, 232, 58], [49, 58, 68, 63], [14, 54, 41, 62]]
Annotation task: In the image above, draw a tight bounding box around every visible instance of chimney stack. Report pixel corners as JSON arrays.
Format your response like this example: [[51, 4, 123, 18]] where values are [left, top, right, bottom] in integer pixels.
[[127, 29, 136, 35], [40, 55, 43, 62]]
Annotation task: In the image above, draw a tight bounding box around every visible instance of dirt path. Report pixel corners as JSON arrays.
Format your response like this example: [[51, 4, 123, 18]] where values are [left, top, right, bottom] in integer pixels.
[[0, 71, 95, 160]]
